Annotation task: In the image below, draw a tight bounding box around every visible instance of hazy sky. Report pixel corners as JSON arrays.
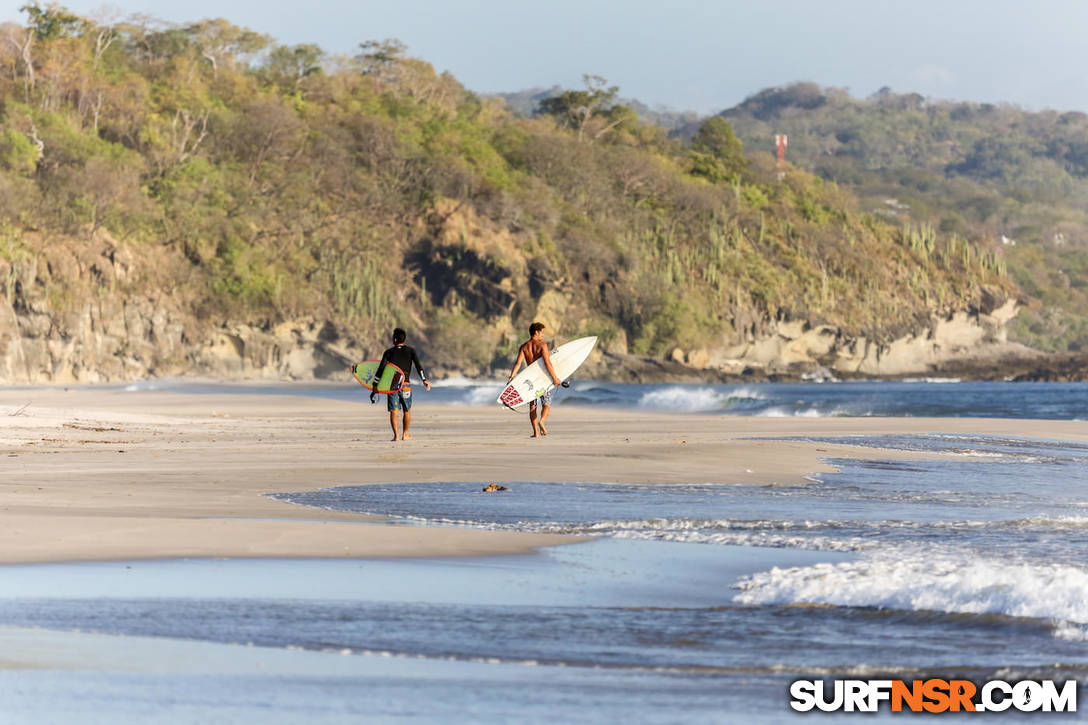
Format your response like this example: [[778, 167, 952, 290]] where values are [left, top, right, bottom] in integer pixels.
[[3, 0, 1087, 115]]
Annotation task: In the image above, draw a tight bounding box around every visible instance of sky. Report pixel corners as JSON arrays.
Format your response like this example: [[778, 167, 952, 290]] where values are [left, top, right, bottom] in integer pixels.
[[3, 0, 1088, 115]]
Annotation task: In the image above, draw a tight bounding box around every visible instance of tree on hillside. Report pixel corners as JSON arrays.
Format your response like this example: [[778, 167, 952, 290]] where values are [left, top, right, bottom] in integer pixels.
[[537, 74, 634, 143], [357, 38, 405, 70], [3, 22, 36, 98], [690, 117, 746, 182], [355, 37, 405, 91], [263, 43, 323, 86], [21, 2, 84, 41], [356, 38, 461, 110], [183, 18, 268, 76]]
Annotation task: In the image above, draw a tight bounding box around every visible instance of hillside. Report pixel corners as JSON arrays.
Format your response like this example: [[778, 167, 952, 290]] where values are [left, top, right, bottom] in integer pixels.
[[0, 7, 1014, 383], [709, 83, 1088, 353]]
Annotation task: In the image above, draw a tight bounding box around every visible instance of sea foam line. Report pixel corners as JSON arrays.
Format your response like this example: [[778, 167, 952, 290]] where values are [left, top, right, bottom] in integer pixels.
[[733, 552, 1088, 638]]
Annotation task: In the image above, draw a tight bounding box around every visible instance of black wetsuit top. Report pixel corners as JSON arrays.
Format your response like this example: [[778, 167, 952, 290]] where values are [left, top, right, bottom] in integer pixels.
[[375, 344, 428, 388]]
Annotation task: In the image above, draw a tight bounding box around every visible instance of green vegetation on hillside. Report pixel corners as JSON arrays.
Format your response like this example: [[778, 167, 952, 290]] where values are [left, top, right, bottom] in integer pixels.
[[716, 83, 1088, 351], [0, 8, 1009, 373], [497, 86, 700, 131]]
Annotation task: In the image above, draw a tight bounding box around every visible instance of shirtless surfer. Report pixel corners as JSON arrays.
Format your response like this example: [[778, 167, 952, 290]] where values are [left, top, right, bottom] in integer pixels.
[[371, 328, 431, 441], [508, 322, 563, 437]]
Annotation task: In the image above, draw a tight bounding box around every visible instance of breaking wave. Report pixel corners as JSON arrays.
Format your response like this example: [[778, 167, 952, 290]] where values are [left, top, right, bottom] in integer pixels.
[[734, 551, 1088, 639], [637, 386, 767, 413]]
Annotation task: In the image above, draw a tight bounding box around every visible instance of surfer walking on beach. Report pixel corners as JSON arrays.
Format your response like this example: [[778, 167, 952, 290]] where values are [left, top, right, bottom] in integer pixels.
[[508, 322, 563, 438], [372, 328, 431, 441]]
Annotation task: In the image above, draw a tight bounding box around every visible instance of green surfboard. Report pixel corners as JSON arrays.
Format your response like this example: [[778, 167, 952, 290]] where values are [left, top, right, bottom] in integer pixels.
[[351, 360, 405, 393]]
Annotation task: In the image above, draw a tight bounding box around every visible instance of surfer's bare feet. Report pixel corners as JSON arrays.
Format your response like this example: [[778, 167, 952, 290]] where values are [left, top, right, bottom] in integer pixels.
[[401, 433, 412, 441], [538, 423, 548, 436]]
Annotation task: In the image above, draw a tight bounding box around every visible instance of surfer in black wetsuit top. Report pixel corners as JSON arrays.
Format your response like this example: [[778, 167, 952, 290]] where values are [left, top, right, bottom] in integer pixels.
[[372, 328, 431, 441]]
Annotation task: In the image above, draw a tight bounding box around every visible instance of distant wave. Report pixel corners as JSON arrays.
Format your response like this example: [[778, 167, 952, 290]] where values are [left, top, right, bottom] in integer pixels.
[[725, 386, 767, 401], [757, 406, 824, 418], [638, 387, 729, 412], [755, 405, 872, 417], [122, 381, 162, 392], [636, 386, 766, 413], [1010, 514, 1088, 528], [431, 376, 500, 388], [456, 386, 503, 406], [733, 551, 1088, 639]]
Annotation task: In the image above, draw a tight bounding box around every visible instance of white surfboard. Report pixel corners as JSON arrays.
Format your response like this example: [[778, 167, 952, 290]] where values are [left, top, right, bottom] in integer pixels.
[[497, 336, 598, 409]]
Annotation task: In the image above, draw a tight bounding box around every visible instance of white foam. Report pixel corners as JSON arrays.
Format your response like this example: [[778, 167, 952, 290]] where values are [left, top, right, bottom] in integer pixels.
[[568, 517, 829, 532], [609, 529, 864, 551], [801, 370, 839, 383], [635, 385, 770, 413], [734, 550, 1088, 630], [637, 387, 729, 412], [1052, 622, 1088, 641], [757, 406, 825, 418], [1015, 515, 1088, 528], [121, 381, 162, 392], [446, 386, 503, 406], [726, 386, 768, 402], [527, 517, 870, 552], [758, 405, 875, 418], [431, 376, 500, 388]]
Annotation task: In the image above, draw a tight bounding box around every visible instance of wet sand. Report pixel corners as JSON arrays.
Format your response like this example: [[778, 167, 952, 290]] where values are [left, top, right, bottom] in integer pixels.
[[2, 386, 1087, 563]]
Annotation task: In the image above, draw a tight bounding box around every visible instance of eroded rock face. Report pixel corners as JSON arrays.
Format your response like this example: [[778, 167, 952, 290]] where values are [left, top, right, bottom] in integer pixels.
[[0, 233, 1027, 384], [0, 235, 361, 383], [192, 323, 352, 380], [0, 300, 359, 384], [658, 299, 1026, 379]]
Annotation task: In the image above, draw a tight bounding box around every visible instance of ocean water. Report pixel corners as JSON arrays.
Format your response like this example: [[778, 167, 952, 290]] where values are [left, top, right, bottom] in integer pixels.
[[3, 434, 1088, 721], [3, 382, 1088, 721], [115, 378, 1088, 419], [265, 435, 1088, 664]]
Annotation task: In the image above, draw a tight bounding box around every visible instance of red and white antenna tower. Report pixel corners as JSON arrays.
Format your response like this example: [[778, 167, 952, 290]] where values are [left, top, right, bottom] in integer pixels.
[[775, 134, 788, 180]]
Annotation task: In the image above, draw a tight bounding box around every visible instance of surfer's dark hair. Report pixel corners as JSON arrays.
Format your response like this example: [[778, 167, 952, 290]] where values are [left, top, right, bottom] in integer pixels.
[[392, 328, 406, 344], [529, 322, 545, 336]]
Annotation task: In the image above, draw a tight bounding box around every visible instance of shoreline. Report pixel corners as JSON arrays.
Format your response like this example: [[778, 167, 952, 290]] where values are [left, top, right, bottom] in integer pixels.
[[3, 387, 1088, 564]]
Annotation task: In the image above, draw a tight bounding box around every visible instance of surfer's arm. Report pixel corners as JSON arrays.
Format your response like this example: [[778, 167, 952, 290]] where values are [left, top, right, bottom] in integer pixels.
[[541, 345, 561, 386], [370, 350, 390, 401], [374, 350, 389, 382], [508, 347, 526, 381], [411, 349, 431, 390]]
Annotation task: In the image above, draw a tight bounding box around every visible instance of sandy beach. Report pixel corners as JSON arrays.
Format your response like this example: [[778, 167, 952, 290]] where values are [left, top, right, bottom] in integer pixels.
[[2, 385, 1087, 564]]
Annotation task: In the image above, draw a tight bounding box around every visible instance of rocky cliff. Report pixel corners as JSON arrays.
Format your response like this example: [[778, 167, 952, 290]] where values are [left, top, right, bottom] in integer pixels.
[[0, 234, 352, 384], [0, 233, 1035, 385], [577, 298, 1031, 382]]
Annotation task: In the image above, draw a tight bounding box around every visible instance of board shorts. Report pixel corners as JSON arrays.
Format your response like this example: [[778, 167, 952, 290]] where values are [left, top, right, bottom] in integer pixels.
[[387, 385, 412, 411], [530, 389, 552, 407]]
